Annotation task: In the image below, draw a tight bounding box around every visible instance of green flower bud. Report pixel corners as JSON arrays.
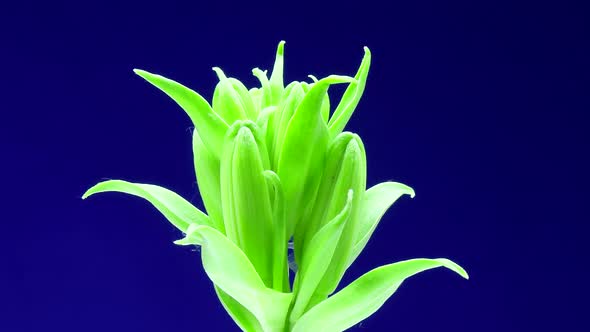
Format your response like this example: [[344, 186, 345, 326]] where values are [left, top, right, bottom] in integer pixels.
[[212, 67, 255, 124], [295, 132, 367, 306], [220, 121, 274, 287], [276, 76, 355, 238]]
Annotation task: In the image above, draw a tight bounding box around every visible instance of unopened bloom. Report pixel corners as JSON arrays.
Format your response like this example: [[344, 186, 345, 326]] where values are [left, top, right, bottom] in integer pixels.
[[83, 41, 467, 332]]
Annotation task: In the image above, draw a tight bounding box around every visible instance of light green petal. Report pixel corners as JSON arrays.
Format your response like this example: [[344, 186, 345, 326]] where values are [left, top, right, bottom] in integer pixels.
[[292, 258, 468, 332], [328, 47, 371, 139], [82, 180, 212, 232], [133, 69, 229, 157], [175, 225, 292, 332], [347, 182, 415, 269]]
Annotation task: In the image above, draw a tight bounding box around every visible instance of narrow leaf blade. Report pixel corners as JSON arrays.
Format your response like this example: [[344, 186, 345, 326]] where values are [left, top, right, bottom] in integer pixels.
[[176, 225, 292, 331], [328, 47, 371, 138], [347, 181, 415, 268], [292, 258, 468, 332], [134, 69, 229, 156], [82, 180, 212, 232]]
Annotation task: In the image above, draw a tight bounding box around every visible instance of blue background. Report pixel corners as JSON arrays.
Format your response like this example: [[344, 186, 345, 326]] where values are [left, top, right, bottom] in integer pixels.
[[2, 1, 588, 331]]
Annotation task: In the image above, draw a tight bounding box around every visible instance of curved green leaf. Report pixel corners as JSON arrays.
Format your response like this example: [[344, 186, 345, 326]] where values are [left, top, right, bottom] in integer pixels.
[[82, 180, 213, 232], [292, 258, 468, 332], [133, 69, 229, 157], [328, 47, 371, 139], [175, 225, 292, 332], [347, 182, 415, 269]]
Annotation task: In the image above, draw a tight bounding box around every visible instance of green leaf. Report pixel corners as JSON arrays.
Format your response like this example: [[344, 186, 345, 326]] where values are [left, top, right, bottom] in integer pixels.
[[214, 286, 264, 332], [82, 180, 213, 232], [289, 190, 353, 326], [175, 225, 292, 332], [292, 258, 469, 332], [347, 182, 415, 269], [192, 130, 225, 233], [328, 47, 371, 139], [133, 69, 229, 157]]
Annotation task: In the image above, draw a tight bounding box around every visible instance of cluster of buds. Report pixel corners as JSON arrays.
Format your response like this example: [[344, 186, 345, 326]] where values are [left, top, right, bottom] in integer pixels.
[[84, 42, 467, 332]]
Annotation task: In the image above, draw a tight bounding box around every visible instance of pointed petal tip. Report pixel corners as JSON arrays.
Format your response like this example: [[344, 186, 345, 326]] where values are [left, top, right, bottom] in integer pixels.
[[133, 68, 149, 77], [277, 40, 285, 55], [212, 67, 227, 80], [81, 183, 102, 200], [437, 258, 469, 280], [173, 238, 193, 246], [363, 46, 371, 55]]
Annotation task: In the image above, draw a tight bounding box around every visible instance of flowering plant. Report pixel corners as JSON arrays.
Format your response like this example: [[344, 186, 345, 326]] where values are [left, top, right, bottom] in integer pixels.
[[84, 41, 467, 332]]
